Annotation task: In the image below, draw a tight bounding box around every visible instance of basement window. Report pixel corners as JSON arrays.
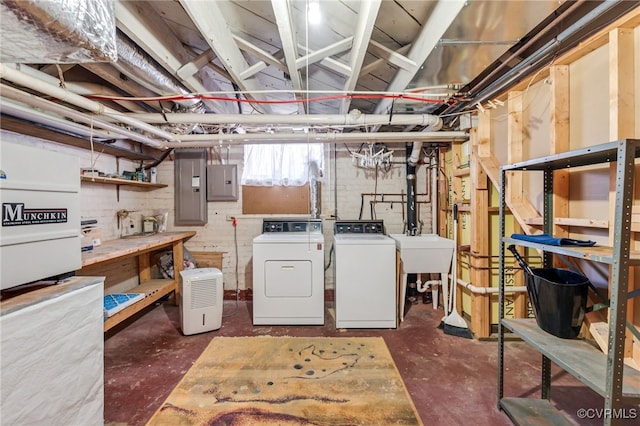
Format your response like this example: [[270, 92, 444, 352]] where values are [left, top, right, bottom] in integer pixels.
[[241, 144, 323, 214]]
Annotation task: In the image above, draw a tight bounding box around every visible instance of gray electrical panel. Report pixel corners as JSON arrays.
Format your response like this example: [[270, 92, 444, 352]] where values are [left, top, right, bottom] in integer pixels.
[[207, 164, 238, 201], [174, 149, 207, 226]]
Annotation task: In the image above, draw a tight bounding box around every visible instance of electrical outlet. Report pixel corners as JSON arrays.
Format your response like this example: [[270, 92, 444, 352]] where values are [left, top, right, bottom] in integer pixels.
[[226, 215, 236, 221]]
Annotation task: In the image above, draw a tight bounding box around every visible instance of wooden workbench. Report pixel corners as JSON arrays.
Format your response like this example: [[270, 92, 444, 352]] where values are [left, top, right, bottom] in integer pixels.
[[78, 231, 196, 332]]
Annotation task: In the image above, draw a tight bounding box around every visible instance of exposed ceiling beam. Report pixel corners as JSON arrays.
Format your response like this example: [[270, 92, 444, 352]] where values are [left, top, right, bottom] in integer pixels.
[[233, 35, 288, 73], [179, 0, 274, 114], [79, 63, 160, 111], [374, 0, 467, 115], [359, 44, 411, 77], [340, 0, 382, 114], [368, 40, 417, 72], [115, 0, 233, 114], [271, 0, 305, 113], [177, 49, 215, 80], [297, 44, 352, 76], [183, 46, 233, 81], [295, 37, 353, 69]]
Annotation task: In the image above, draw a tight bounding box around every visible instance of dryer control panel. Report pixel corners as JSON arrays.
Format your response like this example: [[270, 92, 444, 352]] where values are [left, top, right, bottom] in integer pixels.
[[334, 220, 385, 234], [262, 219, 323, 233]]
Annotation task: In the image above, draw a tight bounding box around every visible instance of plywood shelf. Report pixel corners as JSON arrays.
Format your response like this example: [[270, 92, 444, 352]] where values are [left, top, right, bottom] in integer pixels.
[[103, 279, 176, 332], [81, 175, 167, 189]]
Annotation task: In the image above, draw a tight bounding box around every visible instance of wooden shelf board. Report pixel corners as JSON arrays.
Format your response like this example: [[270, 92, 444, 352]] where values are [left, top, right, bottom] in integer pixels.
[[499, 398, 573, 426], [81, 175, 167, 189], [103, 279, 176, 332], [502, 318, 640, 399]]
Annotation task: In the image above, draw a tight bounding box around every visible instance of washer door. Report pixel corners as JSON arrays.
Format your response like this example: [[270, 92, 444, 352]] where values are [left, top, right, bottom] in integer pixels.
[[264, 260, 312, 297]]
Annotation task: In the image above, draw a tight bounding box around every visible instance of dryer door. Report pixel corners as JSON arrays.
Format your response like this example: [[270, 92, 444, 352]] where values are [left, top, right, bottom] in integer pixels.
[[264, 260, 312, 297]]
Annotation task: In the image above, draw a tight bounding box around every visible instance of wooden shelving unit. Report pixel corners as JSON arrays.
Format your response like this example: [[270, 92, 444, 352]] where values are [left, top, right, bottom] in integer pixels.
[[78, 231, 196, 332], [497, 139, 640, 426]]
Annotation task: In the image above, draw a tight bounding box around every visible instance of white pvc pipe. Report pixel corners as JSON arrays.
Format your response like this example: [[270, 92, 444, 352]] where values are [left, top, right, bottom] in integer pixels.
[[1, 84, 168, 148], [0, 64, 177, 145], [3, 63, 147, 113], [456, 277, 527, 294], [417, 279, 440, 293], [118, 111, 443, 128], [163, 131, 468, 146], [431, 153, 438, 233], [1, 98, 116, 140], [408, 142, 423, 166]]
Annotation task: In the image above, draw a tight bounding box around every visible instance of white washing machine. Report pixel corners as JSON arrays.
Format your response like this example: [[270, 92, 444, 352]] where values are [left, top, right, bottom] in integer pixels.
[[334, 220, 396, 328], [253, 219, 325, 325]]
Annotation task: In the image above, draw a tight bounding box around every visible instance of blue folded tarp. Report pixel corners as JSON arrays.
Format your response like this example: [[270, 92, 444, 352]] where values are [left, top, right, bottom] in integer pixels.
[[511, 233, 596, 247]]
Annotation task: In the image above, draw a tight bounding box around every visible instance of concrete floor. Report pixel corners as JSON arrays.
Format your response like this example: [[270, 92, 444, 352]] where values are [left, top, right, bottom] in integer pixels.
[[104, 300, 607, 426]]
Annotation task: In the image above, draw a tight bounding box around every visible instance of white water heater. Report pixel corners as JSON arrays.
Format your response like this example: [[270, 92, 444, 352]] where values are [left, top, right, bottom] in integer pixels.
[[0, 141, 81, 289], [179, 268, 223, 335]]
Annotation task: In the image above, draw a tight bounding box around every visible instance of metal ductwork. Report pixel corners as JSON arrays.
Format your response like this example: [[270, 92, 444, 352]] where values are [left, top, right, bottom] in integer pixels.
[[113, 30, 207, 135], [445, 0, 640, 116], [0, 0, 117, 63], [0, 0, 208, 136]]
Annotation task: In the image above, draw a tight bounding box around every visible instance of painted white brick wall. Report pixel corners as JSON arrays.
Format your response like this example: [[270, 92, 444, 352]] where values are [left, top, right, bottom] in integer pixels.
[[2, 132, 439, 294], [151, 144, 437, 293]]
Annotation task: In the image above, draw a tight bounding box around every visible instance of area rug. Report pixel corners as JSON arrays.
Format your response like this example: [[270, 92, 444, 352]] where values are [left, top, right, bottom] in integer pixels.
[[146, 336, 423, 425]]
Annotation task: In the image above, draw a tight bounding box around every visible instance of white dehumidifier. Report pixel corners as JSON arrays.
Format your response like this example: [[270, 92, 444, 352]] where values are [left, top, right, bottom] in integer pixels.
[[179, 268, 223, 335]]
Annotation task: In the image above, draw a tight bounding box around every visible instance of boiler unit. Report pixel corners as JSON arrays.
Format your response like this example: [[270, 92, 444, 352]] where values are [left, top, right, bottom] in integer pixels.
[[179, 268, 224, 335], [0, 141, 81, 289]]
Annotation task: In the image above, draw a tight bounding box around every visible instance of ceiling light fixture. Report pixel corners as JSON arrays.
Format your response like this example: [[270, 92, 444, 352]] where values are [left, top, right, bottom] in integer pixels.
[[308, 0, 321, 25]]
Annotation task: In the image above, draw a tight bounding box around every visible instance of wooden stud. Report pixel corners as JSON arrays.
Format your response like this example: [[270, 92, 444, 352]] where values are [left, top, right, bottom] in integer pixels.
[[549, 65, 570, 244], [608, 27, 637, 360], [469, 128, 491, 338], [138, 253, 152, 282], [172, 240, 185, 304], [507, 91, 528, 318]]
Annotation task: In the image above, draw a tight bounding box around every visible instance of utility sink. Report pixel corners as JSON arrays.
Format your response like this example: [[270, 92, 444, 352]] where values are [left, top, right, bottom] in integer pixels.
[[389, 234, 455, 273], [391, 234, 456, 320]]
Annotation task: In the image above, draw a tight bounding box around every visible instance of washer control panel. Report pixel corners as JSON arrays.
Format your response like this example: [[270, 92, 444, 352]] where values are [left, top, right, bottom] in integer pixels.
[[262, 219, 323, 233], [334, 220, 385, 234]]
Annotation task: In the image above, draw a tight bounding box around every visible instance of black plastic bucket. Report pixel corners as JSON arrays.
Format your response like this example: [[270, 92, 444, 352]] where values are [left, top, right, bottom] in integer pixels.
[[526, 267, 589, 338], [508, 246, 590, 339]]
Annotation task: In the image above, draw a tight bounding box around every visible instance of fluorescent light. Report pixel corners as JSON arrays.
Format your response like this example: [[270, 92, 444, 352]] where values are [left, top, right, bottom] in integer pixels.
[[308, 0, 321, 25]]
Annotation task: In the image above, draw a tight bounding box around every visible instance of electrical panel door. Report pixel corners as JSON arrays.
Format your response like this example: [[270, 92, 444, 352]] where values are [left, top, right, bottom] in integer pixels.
[[174, 149, 207, 225], [207, 164, 238, 201]]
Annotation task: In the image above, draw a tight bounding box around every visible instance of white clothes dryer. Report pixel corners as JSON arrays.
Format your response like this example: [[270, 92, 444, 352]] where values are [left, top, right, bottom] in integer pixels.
[[253, 219, 325, 325]]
